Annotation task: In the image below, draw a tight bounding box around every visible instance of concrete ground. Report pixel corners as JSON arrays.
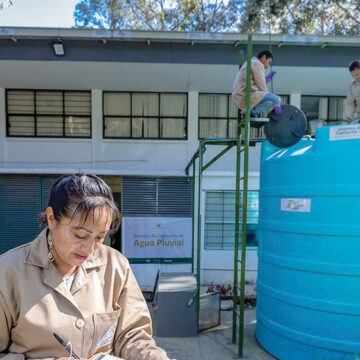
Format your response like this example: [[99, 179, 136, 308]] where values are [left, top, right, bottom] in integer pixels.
[[151, 309, 276, 360]]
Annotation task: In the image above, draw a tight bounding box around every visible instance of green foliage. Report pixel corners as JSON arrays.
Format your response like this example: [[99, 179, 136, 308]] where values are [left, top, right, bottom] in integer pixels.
[[74, 0, 360, 34], [74, 0, 242, 31], [241, 0, 360, 35]]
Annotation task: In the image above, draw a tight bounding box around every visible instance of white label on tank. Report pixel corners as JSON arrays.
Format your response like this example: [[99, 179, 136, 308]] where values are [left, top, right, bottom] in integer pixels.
[[281, 198, 311, 212], [329, 125, 360, 141]]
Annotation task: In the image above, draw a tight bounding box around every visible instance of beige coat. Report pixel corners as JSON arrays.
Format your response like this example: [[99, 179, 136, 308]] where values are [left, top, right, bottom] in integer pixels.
[[232, 57, 268, 112], [0, 229, 170, 360], [346, 80, 360, 120]]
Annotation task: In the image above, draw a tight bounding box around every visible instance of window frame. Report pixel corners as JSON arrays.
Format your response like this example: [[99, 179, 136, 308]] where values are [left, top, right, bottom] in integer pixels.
[[6, 89, 92, 139], [103, 91, 188, 140], [198, 93, 235, 140], [204, 189, 259, 250]]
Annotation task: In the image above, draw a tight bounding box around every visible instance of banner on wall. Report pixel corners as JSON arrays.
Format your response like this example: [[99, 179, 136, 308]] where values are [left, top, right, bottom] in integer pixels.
[[122, 217, 192, 264]]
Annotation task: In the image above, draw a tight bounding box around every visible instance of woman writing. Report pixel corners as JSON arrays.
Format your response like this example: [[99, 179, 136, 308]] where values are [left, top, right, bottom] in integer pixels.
[[0, 173, 171, 360]]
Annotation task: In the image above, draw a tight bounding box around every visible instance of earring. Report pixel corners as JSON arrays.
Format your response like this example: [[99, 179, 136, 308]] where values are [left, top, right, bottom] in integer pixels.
[[48, 231, 55, 262]]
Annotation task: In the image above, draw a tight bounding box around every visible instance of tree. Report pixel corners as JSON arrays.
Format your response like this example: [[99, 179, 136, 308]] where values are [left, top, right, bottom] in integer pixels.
[[240, 0, 360, 35], [74, 0, 242, 32], [0, 0, 12, 11], [74, 0, 360, 34]]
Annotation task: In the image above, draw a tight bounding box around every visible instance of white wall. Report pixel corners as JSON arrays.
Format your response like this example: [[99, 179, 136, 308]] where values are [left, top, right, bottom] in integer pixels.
[[0, 60, 352, 95], [1, 136, 262, 176]]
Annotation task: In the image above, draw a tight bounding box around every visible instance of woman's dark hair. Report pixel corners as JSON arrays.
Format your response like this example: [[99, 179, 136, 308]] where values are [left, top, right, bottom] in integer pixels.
[[349, 60, 360, 72], [257, 50, 273, 60], [38, 173, 121, 233]]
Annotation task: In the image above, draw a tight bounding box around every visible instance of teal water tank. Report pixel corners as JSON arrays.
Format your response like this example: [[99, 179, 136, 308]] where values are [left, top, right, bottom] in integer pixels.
[[257, 125, 360, 359]]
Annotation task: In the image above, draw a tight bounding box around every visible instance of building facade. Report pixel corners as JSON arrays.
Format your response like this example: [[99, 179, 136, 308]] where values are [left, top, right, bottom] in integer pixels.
[[0, 28, 356, 285]]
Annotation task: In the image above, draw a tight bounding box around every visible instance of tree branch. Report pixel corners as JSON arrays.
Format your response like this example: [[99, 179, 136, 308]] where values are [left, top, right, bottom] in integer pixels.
[[124, 0, 155, 30], [337, 2, 360, 24]]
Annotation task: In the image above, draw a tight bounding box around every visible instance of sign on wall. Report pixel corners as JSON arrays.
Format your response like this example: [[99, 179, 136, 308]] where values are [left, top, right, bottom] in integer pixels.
[[122, 217, 192, 264]]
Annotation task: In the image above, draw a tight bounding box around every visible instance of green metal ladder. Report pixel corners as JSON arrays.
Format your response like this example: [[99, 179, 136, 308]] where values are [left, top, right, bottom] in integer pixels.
[[232, 34, 253, 358], [185, 34, 256, 358]]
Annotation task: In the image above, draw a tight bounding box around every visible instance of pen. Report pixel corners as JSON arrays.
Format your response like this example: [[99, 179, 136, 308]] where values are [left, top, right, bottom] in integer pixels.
[[53, 332, 81, 360]]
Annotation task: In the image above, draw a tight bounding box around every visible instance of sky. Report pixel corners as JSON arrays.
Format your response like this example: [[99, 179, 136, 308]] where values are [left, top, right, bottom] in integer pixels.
[[0, 0, 79, 28]]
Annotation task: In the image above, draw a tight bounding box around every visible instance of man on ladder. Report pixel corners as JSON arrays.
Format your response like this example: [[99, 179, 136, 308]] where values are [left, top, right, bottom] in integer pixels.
[[232, 50, 282, 119]]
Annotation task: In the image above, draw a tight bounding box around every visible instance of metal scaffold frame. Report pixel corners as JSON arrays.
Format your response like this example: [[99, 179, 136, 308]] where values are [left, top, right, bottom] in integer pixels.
[[185, 34, 254, 358]]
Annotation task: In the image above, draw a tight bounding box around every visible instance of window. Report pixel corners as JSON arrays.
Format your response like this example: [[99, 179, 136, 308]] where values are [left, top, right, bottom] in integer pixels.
[[204, 190, 259, 250], [328, 97, 347, 121], [301, 95, 347, 135], [199, 94, 289, 139], [279, 95, 289, 105], [103, 92, 187, 139], [301, 96, 328, 122], [199, 94, 236, 139], [6, 90, 91, 138]]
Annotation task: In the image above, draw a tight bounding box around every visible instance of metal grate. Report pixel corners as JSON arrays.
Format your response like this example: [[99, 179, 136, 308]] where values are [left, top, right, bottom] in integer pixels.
[[0, 174, 63, 254], [204, 190, 259, 250], [0, 175, 42, 253], [158, 177, 192, 217], [41, 176, 59, 209], [122, 177, 157, 216], [122, 177, 192, 217]]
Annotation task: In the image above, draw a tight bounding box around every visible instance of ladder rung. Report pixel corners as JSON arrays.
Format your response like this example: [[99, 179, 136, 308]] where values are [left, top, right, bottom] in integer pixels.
[[237, 259, 242, 263], [250, 117, 269, 123], [240, 176, 244, 180]]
